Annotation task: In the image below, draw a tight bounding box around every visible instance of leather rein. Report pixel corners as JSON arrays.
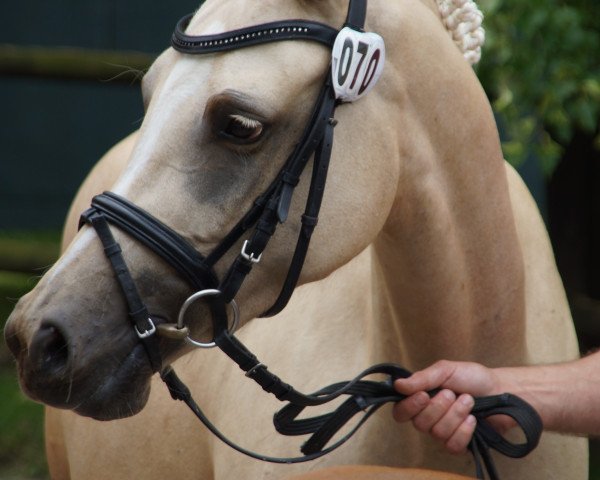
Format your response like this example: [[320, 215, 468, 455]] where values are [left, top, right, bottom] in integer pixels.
[[79, 1, 542, 478]]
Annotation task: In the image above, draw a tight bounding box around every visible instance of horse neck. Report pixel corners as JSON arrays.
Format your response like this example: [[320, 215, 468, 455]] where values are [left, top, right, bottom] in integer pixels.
[[368, 190, 527, 371], [363, 0, 527, 370]]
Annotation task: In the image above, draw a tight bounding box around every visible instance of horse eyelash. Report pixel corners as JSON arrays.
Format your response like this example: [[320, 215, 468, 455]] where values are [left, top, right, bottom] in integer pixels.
[[229, 114, 262, 129]]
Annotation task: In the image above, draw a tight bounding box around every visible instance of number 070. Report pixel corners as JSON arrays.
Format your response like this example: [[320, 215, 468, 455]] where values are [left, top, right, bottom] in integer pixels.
[[332, 27, 385, 102]]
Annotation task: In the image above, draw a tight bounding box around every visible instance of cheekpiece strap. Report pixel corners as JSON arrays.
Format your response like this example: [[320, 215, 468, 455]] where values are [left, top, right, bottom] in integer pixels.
[[172, 15, 339, 54], [344, 0, 368, 30], [82, 212, 163, 372]]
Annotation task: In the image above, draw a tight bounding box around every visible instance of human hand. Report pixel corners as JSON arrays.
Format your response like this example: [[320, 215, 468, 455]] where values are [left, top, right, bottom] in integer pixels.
[[392, 360, 514, 454]]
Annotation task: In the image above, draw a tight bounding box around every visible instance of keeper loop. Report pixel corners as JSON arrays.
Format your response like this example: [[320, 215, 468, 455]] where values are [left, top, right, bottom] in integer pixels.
[[104, 243, 122, 257], [245, 362, 267, 378], [301, 214, 319, 227], [282, 172, 300, 187]]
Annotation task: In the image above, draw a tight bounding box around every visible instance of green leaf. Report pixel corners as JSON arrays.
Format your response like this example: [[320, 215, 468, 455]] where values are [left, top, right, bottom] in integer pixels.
[[476, 0, 600, 175]]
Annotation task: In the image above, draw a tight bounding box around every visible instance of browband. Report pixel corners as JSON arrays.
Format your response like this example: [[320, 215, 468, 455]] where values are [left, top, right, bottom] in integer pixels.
[[172, 14, 339, 54]]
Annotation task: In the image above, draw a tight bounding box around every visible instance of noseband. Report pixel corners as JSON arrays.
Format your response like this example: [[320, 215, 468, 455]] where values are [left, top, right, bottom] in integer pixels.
[[80, 1, 542, 478]]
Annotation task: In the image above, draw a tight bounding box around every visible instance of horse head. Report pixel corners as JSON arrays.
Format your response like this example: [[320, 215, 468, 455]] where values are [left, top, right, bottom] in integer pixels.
[[5, 0, 489, 420]]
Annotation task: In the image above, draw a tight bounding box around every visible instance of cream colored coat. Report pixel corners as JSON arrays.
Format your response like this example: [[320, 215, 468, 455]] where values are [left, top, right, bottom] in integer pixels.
[[7, 1, 585, 479]]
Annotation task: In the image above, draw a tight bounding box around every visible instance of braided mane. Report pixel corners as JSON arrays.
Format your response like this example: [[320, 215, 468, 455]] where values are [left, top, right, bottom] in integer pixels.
[[435, 0, 485, 65]]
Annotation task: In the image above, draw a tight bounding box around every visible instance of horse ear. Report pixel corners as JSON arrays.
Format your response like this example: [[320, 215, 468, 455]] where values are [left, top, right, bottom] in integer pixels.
[[435, 0, 485, 65]]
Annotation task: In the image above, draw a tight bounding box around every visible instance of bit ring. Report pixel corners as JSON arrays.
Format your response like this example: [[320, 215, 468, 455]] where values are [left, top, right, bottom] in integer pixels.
[[177, 289, 240, 349]]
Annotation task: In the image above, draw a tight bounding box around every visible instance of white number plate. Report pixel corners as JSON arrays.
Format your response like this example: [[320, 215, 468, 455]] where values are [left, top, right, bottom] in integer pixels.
[[331, 26, 385, 102]]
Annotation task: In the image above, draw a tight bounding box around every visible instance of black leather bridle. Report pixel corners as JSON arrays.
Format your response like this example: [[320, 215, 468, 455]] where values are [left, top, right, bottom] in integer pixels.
[[79, 1, 542, 478]]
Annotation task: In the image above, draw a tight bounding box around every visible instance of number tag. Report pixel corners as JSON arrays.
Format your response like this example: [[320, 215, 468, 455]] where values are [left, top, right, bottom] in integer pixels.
[[331, 26, 385, 102]]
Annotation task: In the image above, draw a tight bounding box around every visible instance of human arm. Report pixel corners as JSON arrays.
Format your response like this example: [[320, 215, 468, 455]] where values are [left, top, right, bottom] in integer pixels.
[[393, 352, 600, 453]]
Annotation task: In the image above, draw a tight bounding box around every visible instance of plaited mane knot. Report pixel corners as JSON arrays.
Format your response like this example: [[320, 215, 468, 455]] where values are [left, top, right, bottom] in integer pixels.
[[436, 0, 485, 65]]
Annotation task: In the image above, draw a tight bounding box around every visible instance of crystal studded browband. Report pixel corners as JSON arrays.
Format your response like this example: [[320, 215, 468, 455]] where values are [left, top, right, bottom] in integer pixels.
[[171, 14, 339, 54]]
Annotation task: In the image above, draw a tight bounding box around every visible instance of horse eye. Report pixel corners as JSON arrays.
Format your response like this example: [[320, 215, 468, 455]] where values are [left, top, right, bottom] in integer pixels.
[[222, 114, 264, 142]]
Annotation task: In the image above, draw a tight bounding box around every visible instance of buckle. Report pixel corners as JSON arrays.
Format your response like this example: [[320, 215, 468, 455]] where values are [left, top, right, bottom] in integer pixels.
[[135, 318, 157, 339], [241, 240, 262, 264]]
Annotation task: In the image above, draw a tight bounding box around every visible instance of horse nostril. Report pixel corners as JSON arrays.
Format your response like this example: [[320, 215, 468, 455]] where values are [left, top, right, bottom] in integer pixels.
[[29, 324, 70, 373]]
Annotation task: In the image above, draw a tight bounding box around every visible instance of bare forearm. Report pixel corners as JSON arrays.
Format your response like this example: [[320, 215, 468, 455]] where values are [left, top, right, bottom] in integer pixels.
[[496, 351, 600, 436], [394, 352, 600, 454]]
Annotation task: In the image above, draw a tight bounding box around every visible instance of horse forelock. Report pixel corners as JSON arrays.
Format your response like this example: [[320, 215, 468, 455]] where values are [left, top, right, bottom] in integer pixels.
[[434, 0, 485, 65]]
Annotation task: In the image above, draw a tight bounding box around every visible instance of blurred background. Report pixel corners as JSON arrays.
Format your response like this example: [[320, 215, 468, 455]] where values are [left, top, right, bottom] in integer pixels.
[[0, 0, 598, 478]]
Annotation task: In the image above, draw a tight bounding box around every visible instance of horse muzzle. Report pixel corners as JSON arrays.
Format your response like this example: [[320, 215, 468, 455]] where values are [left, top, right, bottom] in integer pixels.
[[4, 304, 154, 420]]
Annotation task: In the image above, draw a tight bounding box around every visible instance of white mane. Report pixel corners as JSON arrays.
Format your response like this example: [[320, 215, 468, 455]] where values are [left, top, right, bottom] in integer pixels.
[[436, 0, 485, 65]]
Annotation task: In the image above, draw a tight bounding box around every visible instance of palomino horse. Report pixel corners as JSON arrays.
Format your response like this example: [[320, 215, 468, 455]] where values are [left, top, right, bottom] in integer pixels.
[[5, 0, 586, 479]]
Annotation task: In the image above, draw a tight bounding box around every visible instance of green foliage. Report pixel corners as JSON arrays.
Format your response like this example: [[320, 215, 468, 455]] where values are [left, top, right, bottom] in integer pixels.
[[0, 234, 57, 480], [476, 0, 600, 174], [0, 230, 60, 274], [0, 371, 47, 479]]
